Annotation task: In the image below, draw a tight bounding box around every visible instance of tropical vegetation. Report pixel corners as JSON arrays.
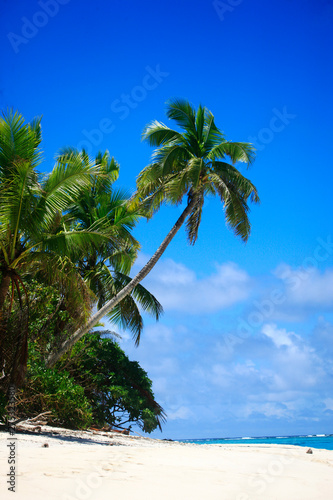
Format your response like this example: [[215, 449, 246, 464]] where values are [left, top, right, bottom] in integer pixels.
[[0, 109, 163, 432], [0, 99, 260, 433], [48, 98, 260, 366]]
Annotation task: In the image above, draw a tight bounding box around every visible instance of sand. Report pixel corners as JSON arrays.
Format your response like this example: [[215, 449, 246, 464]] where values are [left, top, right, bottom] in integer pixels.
[[1, 426, 333, 499]]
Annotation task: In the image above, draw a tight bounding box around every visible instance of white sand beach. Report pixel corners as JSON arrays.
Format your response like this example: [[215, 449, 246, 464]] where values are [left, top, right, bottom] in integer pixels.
[[1, 426, 333, 500]]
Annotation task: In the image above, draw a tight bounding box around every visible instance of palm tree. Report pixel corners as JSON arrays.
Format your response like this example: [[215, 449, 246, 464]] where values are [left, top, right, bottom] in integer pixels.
[[64, 150, 163, 346], [0, 110, 122, 386], [46, 98, 260, 368]]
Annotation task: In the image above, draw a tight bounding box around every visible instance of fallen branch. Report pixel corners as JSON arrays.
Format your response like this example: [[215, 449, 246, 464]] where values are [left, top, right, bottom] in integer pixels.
[[13, 411, 53, 425]]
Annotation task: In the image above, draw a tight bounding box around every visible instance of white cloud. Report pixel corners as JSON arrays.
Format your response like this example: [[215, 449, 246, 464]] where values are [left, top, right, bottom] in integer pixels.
[[274, 265, 333, 309], [243, 401, 289, 419], [140, 259, 251, 313], [324, 398, 333, 411], [153, 261, 195, 286], [260, 324, 325, 391], [167, 406, 195, 421], [262, 324, 296, 348], [144, 323, 174, 345]]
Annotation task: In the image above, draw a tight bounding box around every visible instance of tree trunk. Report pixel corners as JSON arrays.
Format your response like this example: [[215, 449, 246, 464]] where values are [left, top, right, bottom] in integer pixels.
[[0, 273, 11, 311], [45, 199, 196, 368], [0, 272, 11, 363]]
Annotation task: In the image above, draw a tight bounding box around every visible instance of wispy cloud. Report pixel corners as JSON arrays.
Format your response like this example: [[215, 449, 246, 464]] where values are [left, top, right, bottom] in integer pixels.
[[261, 324, 297, 348], [274, 265, 333, 309], [139, 257, 252, 313]]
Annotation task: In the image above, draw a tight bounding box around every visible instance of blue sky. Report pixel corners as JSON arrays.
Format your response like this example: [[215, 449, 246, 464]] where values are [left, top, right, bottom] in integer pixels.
[[1, 0, 333, 439]]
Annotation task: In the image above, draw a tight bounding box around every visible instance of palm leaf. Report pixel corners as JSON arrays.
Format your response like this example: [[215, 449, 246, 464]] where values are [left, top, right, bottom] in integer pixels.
[[141, 121, 184, 146], [212, 161, 260, 203], [209, 141, 255, 165], [202, 109, 225, 150], [187, 157, 204, 190], [166, 98, 197, 136], [152, 141, 189, 176], [0, 109, 42, 175], [209, 172, 252, 242], [41, 151, 100, 215], [113, 271, 163, 320], [195, 104, 205, 143]]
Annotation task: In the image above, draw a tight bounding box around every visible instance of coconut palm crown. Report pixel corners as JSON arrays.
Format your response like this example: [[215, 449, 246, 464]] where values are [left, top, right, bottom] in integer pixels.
[[137, 98, 259, 243]]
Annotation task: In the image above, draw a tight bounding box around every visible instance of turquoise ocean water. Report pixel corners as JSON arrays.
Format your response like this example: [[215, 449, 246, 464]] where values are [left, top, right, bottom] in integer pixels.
[[180, 434, 333, 451]]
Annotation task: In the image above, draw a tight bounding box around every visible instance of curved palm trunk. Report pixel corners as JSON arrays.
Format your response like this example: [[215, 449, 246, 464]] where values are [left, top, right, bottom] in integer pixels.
[[45, 198, 196, 368]]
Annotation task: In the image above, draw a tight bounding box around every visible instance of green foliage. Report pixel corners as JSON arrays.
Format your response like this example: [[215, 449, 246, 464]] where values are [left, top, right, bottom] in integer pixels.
[[21, 278, 88, 358], [60, 334, 166, 433], [5, 280, 165, 433], [0, 110, 163, 388], [0, 110, 107, 387], [16, 362, 93, 429]]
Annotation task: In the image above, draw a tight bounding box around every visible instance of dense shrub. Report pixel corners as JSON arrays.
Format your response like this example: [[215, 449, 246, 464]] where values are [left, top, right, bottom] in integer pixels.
[[60, 334, 166, 433], [15, 363, 93, 429]]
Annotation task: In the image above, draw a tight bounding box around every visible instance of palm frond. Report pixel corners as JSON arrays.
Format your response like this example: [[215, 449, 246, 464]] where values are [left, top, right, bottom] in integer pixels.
[[187, 157, 204, 190], [141, 121, 184, 146], [212, 161, 260, 203], [93, 152, 119, 193], [113, 271, 163, 320], [106, 245, 137, 275], [0, 109, 42, 176], [0, 161, 40, 259], [202, 109, 225, 149], [166, 98, 197, 136], [152, 141, 189, 176], [209, 172, 252, 242], [41, 151, 100, 215], [136, 162, 164, 193], [195, 104, 205, 142], [208, 141, 256, 166], [38, 229, 114, 261], [164, 170, 190, 205], [224, 189, 252, 242], [135, 163, 169, 216]]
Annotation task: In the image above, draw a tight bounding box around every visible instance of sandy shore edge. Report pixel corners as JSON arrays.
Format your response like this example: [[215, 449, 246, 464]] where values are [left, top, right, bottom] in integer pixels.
[[1, 425, 333, 499]]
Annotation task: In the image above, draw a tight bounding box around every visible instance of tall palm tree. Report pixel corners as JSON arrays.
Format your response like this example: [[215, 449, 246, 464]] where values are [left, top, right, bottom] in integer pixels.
[[46, 98, 260, 368]]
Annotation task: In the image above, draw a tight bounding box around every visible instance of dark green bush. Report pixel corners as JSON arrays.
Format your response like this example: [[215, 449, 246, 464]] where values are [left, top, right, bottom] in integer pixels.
[[60, 334, 166, 432], [16, 363, 93, 429]]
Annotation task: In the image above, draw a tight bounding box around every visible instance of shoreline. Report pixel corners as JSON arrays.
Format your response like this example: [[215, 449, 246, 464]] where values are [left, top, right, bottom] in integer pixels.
[[1, 425, 333, 499]]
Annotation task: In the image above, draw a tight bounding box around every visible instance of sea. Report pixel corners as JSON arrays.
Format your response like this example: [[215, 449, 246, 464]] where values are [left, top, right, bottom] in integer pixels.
[[180, 434, 333, 451]]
